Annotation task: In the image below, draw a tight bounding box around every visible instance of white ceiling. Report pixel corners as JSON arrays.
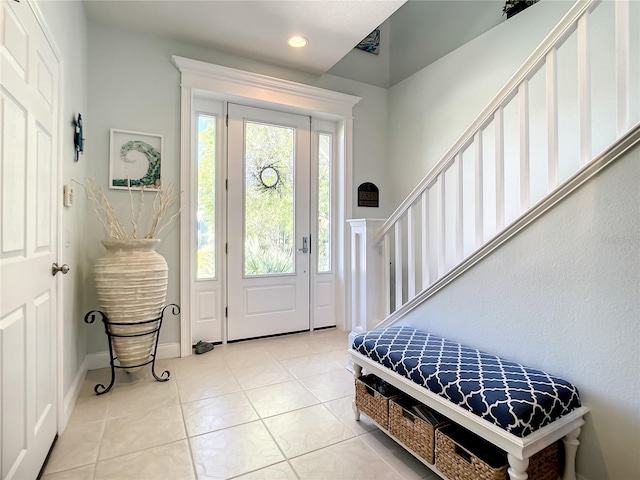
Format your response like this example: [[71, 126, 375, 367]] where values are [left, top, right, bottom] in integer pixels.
[[83, 0, 513, 87], [83, 0, 407, 75]]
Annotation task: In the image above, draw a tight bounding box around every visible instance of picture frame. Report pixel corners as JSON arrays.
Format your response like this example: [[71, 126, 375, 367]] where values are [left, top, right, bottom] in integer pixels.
[[109, 129, 163, 190], [355, 28, 380, 55]]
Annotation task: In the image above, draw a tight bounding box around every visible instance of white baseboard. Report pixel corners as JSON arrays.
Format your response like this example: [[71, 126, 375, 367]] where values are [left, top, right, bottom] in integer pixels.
[[60, 358, 87, 433], [85, 342, 181, 371]]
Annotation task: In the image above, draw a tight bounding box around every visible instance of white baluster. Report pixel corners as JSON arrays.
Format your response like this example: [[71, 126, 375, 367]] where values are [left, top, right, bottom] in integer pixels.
[[455, 154, 464, 262], [615, 0, 630, 137], [518, 82, 530, 212], [394, 221, 403, 310], [437, 174, 446, 278], [474, 132, 484, 248], [546, 48, 559, 191], [495, 108, 505, 231], [578, 12, 592, 166], [407, 205, 416, 300], [383, 234, 391, 316], [421, 191, 430, 290]]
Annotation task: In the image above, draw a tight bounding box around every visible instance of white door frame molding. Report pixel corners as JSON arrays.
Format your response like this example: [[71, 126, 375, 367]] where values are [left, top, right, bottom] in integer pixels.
[[172, 56, 361, 356], [28, 0, 69, 435], [1, 0, 64, 475], [26, 0, 72, 435]]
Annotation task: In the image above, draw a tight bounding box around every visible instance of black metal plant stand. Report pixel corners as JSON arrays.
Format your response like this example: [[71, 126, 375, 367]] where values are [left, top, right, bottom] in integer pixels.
[[84, 304, 180, 395]]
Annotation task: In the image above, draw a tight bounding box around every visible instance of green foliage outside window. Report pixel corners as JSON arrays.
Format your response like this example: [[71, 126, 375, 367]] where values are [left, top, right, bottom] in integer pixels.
[[197, 115, 216, 279], [196, 116, 333, 278], [244, 122, 295, 275], [317, 134, 332, 272]]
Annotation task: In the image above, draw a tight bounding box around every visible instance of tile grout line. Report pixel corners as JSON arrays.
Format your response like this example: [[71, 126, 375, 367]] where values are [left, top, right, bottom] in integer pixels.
[[58, 331, 396, 480], [254, 350, 301, 480], [177, 385, 199, 480], [254, 349, 356, 480], [357, 431, 424, 480], [91, 388, 110, 480]]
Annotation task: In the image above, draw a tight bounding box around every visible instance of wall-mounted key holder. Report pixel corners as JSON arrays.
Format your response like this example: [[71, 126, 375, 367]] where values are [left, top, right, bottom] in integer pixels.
[[358, 182, 379, 207]]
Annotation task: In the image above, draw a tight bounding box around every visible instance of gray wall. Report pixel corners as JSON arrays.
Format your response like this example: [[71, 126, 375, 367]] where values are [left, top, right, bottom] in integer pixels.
[[328, 19, 391, 89], [36, 0, 89, 405], [398, 146, 640, 479], [388, 1, 575, 207], [388, 0, 505, 86], [39, 3, 638, 475], [386, 1, 640, 477], [85, 22, 391, 353]]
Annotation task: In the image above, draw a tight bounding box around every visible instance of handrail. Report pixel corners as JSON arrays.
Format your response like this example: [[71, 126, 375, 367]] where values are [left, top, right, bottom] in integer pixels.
[[374, 0, 596, 245], [376, 122, 640, 329], [350, 0, 634, 334]]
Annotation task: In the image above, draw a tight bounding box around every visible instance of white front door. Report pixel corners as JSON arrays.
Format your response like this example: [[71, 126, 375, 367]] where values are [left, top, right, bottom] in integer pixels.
[[0, 1, 59, 478], [227, 104, 311, 340]]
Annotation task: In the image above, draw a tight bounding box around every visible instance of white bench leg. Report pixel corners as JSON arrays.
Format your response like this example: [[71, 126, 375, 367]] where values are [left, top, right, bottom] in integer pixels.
[[352, 363, 362, 421], [352, 399, 361, 421], [562, 427, 581, 480], [507, 454, 529, 480]]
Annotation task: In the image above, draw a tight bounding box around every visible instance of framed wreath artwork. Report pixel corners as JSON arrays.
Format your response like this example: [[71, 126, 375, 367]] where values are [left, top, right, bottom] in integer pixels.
[[109, 129, 163, 190]]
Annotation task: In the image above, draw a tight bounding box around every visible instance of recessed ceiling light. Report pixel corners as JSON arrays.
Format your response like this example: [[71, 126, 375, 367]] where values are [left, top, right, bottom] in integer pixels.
[[288, 36, 308, 48]]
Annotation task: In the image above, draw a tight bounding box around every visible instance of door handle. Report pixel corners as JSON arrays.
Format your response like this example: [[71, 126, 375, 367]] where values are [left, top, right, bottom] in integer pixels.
[[52, 263, 70, 276], [297, 236, 308, 254]]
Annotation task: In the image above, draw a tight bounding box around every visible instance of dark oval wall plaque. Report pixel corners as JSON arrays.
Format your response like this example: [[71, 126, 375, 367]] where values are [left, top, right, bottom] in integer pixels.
[[358, 182, 379, 207]]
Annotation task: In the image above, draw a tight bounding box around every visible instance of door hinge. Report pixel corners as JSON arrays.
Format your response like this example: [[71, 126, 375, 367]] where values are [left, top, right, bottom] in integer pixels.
[[225, 179, 228, 190], [225, 243, 228, 254], [226, 114, 229, 126], [225, 307, 228, 318]]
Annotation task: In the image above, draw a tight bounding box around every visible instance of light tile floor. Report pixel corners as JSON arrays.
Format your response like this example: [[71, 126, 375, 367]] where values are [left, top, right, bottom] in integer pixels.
[[43, 328, 437, 480]]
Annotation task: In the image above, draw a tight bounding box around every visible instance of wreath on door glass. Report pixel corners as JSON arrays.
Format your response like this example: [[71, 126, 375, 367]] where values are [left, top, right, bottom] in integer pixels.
[[253, 162, 284, 194]]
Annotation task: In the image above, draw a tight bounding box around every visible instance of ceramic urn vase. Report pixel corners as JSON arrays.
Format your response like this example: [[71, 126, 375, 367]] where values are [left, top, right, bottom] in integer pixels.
[[94, 238, 168, 371]]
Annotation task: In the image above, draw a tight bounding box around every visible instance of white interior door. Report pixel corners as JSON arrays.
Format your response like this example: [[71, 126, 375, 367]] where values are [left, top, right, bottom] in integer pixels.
[[0, 1, 59, 478], [227, 104, 310, 341]]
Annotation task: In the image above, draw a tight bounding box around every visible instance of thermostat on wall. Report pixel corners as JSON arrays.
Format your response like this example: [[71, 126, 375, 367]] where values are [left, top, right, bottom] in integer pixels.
[[63, 185, 73, 207]]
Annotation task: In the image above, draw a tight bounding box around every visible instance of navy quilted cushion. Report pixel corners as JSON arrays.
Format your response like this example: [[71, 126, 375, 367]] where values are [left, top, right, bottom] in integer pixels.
[[352, 325, 581, 437]]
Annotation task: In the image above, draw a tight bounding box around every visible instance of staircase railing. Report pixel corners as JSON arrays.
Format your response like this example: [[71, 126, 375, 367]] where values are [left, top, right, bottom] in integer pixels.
[[349, 0, 639, 336]]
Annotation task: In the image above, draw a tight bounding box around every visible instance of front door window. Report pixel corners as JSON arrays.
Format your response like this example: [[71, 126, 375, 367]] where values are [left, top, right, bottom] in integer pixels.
[[244, 121, 295, 276]]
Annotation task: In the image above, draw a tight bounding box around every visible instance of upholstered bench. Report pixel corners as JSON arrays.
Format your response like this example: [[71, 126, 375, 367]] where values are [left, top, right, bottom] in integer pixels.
[[349, 325, 589, 480]]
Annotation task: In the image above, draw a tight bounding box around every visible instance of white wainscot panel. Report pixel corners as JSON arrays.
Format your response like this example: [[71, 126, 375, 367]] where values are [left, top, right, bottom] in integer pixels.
[[193, 285, 221, 343], [315, 280, 333, 308], [35, 125, 52, 249], [1, 5, 28, 77], [1, 306, 27, 479], [245, 285, 296, 315], [36, 53, 53, 106], [314, 278, 335, 328], [1, 92, 27, 255], [198, 290, 217, 320], [34, 291, 52, 430]]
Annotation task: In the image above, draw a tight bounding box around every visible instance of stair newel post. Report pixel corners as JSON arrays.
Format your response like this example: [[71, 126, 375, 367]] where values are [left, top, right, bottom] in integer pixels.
[[347, 219, 387, 366]]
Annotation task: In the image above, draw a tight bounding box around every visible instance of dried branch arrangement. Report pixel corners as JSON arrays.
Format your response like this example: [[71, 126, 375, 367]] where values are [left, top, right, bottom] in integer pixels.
[[75, 178, 181, 239]]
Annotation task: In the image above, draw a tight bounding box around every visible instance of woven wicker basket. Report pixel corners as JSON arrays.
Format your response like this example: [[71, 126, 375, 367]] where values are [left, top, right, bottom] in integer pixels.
[[354, 374, 399, 428], [436, 424, 561, 480], [527, 441, 561, 480], [389, 396, 447, 464], [436, 425, 508, 480]]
